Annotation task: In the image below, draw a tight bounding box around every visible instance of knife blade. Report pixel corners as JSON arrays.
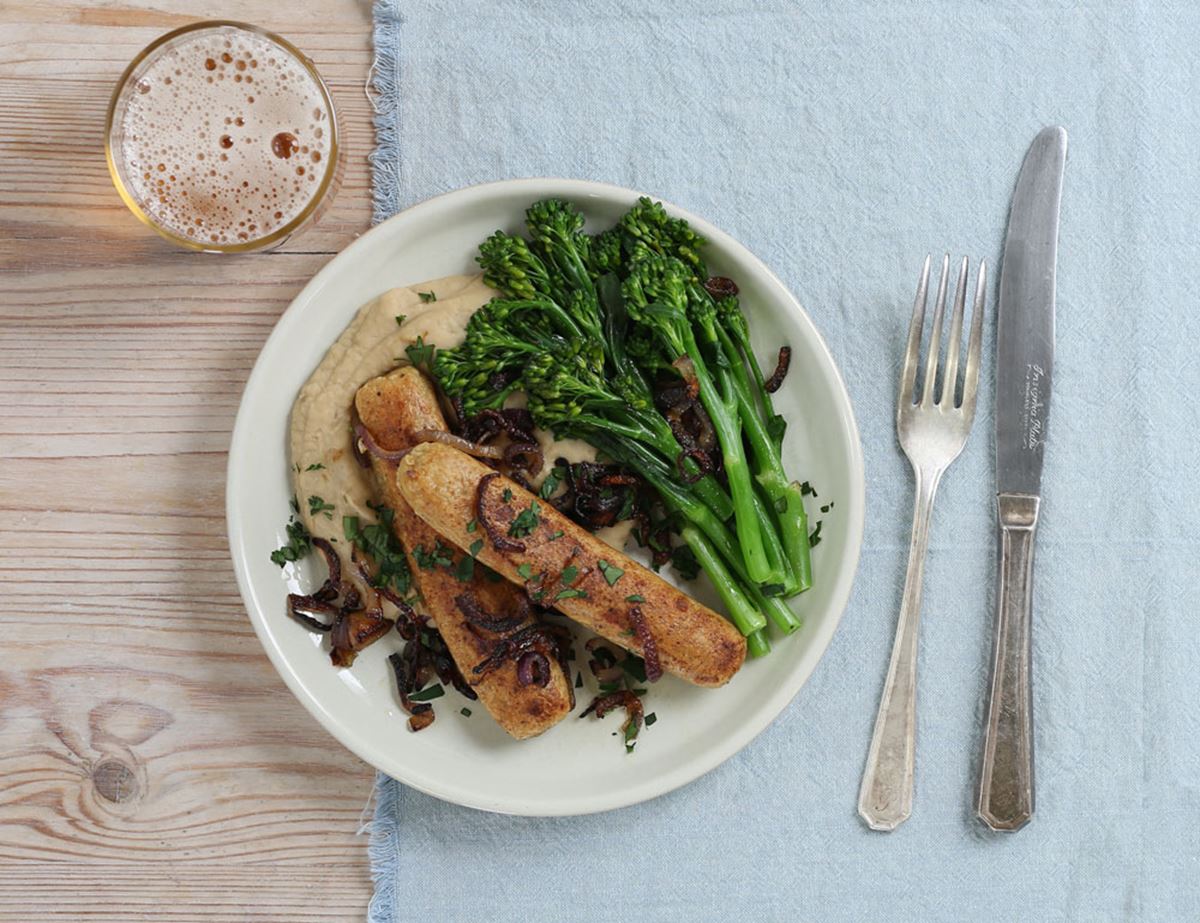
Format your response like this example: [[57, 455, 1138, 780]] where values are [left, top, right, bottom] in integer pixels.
[[995, 127, 1066, 494], [978, 126, 1067, 833]]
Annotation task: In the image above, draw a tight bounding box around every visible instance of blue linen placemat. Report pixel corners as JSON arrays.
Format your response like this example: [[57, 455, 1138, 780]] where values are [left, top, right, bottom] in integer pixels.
[[366, 3, 1199, 920]]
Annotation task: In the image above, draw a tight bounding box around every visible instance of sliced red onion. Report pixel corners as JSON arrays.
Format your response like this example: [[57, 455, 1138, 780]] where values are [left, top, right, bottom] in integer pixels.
[[454, 591, 529, 634], [353, 419, 411, 464], [475, 472, 525, 553], [703, 276, 739, 298], [411, 428, 505, 460], [765, 346, 792, 393], [627, 605, 663, 683], [517, 651, 551, 687]]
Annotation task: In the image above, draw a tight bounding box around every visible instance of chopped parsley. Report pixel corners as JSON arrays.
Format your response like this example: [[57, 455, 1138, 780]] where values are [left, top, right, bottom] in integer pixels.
[[405, 336, 435, 370], [459, 707, 472, 717], [307, 495, 335, 519], [809, 521, 824, 548], [517, 563, 533, 580], [548, 530, 564, 542], [560, 564, 579, 585], [304, 462, 326, 472], [623, 657, 647, 683], [619, 628, 636, 638], [671, 545, 700, 580], [343, 508, 412, 596], [538, 465, 567, 500], [800, 481, 816, 497], [645, 712, 657, 727], [508, 500, 540, 538], [394, 314, 407, 326], [502, 487, 513, 503], [624, 721, 639, 753], [413, 541, 453, 570], [468, 539, 484, 557], [821, 501, 835, 513], [466, 518, 478, 533], [418, 290, 437, 303], [409, 684, 444, 702], [555, 587, 587, 601], [454, 554, 475, 583], [270, 516, 312, 567], [574, 672, 584, 689], [598, 559, 624, 586], [625, 594, 645, 603]]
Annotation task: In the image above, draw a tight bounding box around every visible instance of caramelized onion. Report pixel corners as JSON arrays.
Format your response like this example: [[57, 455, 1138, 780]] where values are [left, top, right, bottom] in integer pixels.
[[585, 637, 624, 684], [503, 441, 544, 477], [580, 690, 644, 746], [310, 538, 342, 602], [454, 591, 529, 634], [703, 276, 739, 298], [517, 651, 551, 687], [765, 346, 792, 393], [627, 606, 662, 682], [286, 594, 338, 632], [676, 446, 714, 484], [329, 606, 392, 668], [353, 419, 410, 464], [475, 472, 525, 553], [671, 356, 700, 398], [412, 428, 505, 460]]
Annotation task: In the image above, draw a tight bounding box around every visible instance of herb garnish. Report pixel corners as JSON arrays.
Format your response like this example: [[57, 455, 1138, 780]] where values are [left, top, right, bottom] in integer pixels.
[[517, 563, 533, 580], [305, 462, 326, 472], [575, 672, 584, 689], [559, 564, 579, 585], [502, 487, 513, 503], [454, 555, 475, 583], [468, 539, 484, 558], [538, 465, 566, 500], [460, 707, 472, 717], [597, 559, 624, 586], [625, 594, 645, 603], [508, 500, 540, 538], [405, 336, 435, 370], [466, 518, 478, 533], [800, 481, 816, 497], [645, 712, 657, 727], [809, 521, 824, 548], [671, 545, 700, 580], [413, 541, 453, 570], [418, 291, 437, 303], [270, 516, 312, 566], [555, 587, 587, 601], [394, 314, 407, 326], [548, 530, 564, 542], [343, 508, 412, 595], [307, 495, 335, 519], [409, 684, 444, 702]]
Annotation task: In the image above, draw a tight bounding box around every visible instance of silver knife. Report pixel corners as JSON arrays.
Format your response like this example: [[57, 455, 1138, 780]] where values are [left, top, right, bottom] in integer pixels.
[[978, 126, 1067, 832]]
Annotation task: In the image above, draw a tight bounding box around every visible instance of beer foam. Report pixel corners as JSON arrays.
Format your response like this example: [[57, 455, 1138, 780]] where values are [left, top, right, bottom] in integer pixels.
[[116, 26, 333, 247]]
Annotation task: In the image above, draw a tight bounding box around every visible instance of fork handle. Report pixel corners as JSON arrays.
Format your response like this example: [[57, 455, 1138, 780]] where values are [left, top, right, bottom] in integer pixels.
[[977, 492, 1039, 831], [857, 465, 942, 831]]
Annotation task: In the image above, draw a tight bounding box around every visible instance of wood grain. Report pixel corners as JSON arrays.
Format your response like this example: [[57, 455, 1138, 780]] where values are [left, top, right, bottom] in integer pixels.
[[1, 1, 380, 918]]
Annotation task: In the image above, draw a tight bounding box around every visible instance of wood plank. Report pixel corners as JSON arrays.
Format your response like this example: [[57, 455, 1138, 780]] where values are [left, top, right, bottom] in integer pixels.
[[0, 0, 381, 917]]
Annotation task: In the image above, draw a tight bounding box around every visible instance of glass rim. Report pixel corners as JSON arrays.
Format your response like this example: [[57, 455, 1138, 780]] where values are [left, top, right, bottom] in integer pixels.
[[104, 19, 340, 254]]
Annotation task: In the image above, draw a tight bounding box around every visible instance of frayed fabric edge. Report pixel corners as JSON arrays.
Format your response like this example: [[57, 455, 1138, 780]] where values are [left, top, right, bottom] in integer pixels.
[[366, 773, 402, 923], [368, 0, 403, 226]]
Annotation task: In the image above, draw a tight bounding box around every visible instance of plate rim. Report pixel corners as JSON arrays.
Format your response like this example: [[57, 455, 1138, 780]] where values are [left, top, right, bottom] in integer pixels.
[[226, 177, 865, 815]]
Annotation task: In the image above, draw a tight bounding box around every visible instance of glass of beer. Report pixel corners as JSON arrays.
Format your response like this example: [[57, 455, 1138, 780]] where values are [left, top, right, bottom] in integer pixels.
[[105, 21, 341, 253]]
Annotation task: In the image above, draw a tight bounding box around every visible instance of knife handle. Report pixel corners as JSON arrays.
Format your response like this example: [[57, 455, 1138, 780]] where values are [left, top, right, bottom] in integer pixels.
[[977, 492, 1038, 831]]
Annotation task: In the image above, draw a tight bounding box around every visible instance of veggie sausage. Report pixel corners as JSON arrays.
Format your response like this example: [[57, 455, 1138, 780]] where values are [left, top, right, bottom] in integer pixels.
[[355, 368, 572, 739], [396, 442, 747, 687]]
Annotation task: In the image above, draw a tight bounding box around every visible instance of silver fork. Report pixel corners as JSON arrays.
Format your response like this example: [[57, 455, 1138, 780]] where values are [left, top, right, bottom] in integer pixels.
[[858, 254, 986, 832]]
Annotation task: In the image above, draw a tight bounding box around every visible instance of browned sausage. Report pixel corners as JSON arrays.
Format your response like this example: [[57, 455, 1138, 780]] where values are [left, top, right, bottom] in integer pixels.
[[396, 442, 746, 687], [354, 368, 572, 739]]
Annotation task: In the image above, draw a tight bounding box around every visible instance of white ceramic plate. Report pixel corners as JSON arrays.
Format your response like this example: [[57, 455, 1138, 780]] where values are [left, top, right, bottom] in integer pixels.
[[227, 179, 864, 815]]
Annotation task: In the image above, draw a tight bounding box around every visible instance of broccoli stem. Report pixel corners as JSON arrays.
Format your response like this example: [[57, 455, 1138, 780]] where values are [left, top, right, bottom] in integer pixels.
[[713, 320, 812, 595], [678, 524, 767, 637], [678, 324, 777, 585], [746, 629, 771, 658], [750, 486, 800, 597]]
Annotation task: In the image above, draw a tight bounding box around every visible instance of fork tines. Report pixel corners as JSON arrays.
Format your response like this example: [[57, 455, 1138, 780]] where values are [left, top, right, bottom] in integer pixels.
[[900, 254, 986, 414]]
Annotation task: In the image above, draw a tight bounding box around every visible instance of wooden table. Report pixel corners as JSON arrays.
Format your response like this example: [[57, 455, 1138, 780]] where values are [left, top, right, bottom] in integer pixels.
[[1, 2, 377, 918]]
